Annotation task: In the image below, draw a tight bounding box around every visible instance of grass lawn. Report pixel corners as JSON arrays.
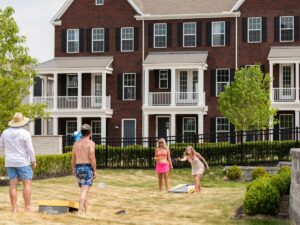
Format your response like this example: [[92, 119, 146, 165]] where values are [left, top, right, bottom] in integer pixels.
[[0, 167, 291, 225]]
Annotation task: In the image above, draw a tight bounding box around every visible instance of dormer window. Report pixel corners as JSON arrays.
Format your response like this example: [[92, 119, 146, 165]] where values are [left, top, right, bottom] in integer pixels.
[[96, 0, 104, 5]]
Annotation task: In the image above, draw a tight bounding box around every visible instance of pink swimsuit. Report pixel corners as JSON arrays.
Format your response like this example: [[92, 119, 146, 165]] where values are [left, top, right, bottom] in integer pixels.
[[155, 149, 170, 173]]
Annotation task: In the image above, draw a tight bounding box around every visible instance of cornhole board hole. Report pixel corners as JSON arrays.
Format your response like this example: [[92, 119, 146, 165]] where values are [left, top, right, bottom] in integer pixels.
[[38, 200, 79, 214], [169, 184, 195, 194]]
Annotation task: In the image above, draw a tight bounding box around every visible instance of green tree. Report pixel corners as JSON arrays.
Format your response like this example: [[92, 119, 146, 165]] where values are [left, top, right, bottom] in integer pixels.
[[0, 7, 47, 132], [218, 66, 277, 131]]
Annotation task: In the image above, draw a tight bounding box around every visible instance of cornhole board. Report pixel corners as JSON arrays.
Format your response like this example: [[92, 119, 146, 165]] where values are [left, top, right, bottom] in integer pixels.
[[38, 200, 79, 214], [168, 184, 195, 194], [0, 177, 9, 186]]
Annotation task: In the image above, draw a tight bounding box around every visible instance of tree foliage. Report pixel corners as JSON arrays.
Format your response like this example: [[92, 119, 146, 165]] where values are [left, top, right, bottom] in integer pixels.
[[0, 7, 47, 132], [218, 66, 277, 131]]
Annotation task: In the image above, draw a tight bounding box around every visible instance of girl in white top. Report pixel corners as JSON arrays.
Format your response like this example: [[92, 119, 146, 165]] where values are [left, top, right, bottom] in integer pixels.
[[178, 146, 209, 192]]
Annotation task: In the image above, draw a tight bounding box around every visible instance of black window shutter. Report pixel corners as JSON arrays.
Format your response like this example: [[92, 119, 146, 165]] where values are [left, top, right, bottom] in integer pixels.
[[167, 70, 171, 89], [211, 69, 216, 96], [61, 74, 67, 96], [210, 118, 216, 142], [116, 28, 121, 51], [177, 23, 183, 47], [230, 69, 235, 83], [34, 118, 42, 135], [34, 77, 42, 97], [79, 29, 85, 52], [148, 24, 153, 48], [134, 27, 139, 51], [167, 23, 172, 47], [105, 28, 110, 52], [117, 73, 123, 100], [230, 123, 236, 144], [86, 28, 92, 52], [262, 17, 267, 42], [260, 65, 265, 74], [294, 16, 299, 42], [225, 21, 231, 46], [62, 29, 67, 53], [206, 22, 211, 46], [154, 70, 160, 88], [274, 17, 280, 42], [242, 18, 248, 42], [136, 73, 141, 100], [197, 22, 202, 47], [273, 123, 279, 141]]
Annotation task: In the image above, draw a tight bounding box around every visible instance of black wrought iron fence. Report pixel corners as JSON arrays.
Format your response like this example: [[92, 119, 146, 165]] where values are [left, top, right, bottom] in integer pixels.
[[63, 127, 300, 168]]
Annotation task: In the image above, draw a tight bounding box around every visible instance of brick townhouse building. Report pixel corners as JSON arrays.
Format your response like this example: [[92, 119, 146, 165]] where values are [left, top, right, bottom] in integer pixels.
[[30, 0, 300, 141]]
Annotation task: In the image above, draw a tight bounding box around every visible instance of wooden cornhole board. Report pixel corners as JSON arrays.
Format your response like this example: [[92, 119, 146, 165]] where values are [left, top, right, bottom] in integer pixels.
[[38, 200, 79, 214], [168, 184, 195, 194]]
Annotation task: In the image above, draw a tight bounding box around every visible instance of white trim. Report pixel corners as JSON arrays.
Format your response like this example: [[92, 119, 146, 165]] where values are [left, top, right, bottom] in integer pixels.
[[153, 23, 167, 48], [121, 27, 134, 52], [92, 28, 105, 53], [231, 0, 245, 12], [123, 73, 136, 101], [95, 0, 104, 6], [212, 21, 225, 47], [51, 0, 74, 26], [159, 70, 169, 89], [121, 119, 137, 142], [182, 117, 197, 136], [156, 116, 170, 137], [67, 29, 80, 53], [127, 0, 144, 15], [183, 22, 197, 48], [280, 16, 295, 43], [247, 17, 262, 43]]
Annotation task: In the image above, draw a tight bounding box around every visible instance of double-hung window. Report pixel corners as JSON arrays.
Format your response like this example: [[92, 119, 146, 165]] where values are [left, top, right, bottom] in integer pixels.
[[248, 17, 262, 43], [67, 29, 79, 53], [183, 22, 196, 47], [183, 117, 196, 137], [92, 28, 104, 52], [123, 73, 136, 100], [216, 117, 230, 142], [154, 23, 167, 48], [279, 114, 294, 140], [121, 27, 134, 52], [212, 22, 225, 46], [96, 0, 104, 5], [216, 69, 230, 96], [159, 70, 168, 89], [66, 74, 78, 96], [280, 16, 294, 42]]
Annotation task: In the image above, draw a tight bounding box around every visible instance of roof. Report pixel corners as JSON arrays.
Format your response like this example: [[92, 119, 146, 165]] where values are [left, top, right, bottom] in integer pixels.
[[36, 57, 113, 72], [144, 51, 208, 65], [268, 46, 300, 59]]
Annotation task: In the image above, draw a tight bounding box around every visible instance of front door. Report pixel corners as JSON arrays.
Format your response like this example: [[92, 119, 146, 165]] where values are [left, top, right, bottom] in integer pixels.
[[91, 74, 102, 107], [122, 119, 136, 146], [157, 117, 170, 140], [280, 65, 294, 100]]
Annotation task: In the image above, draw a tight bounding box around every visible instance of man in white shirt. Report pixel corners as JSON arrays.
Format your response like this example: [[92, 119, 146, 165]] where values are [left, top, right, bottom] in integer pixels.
[[0, 113, 36, 213]]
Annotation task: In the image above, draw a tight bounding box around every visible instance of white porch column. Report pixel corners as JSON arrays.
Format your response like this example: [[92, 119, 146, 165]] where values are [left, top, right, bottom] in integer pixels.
[[77, 116, 82, 132], [295, 110, 300, 128], [53, 117, 58, 135], [43, 77, 48, 96], [296, 63, 299, 102], [77, 73, 82, 110], [269, 63, 274, 101], [198, 114, 204, 143], [53, 73, 58, 110], [102, 73, 107, 109], [197, 68, 204, 106], [101, 117, 107, 140], [144, 69, 149, 106], [142, 113, 149, 138], [171, 68, 176, 106], [29, 79, 34, 104], [29, 120, 34, 135], [170, 113, 176, 137]]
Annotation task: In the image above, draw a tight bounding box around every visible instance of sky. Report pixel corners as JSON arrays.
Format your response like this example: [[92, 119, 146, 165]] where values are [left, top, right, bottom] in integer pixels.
[[0, 0, 66, 63]]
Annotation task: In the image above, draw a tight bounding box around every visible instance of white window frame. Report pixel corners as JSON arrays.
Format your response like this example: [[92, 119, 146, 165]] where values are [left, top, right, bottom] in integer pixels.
[[123, 73, 136, 101], [216, 69, 230, 96], [156, 116, 170, 137], [182, 117, 197, 136], [280, 16, 294, 42], [66, 74, 78, 97], [67, 29, 79, 53], [121, 119, 136, 146], [153, 23, 167, 48], [183, 22, 197, 47], [279, 114, 294, 140], [92, 28, 105, 53], [95, 0, 104, 5], [121, 27, 134, 52], [212, 21, 225, 47], [66, 120, 77, 136], [91, 120, 101, 138], [248, 17, 262, 43], [159, 70, 169, 89]]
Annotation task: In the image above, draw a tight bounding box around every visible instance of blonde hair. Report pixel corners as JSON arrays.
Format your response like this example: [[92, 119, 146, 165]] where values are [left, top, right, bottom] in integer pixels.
[[157, 138, 168, 149], [184, 146, 198, 159]]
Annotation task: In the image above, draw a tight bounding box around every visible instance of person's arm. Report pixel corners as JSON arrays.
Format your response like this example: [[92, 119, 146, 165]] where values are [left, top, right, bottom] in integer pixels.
[[25, 134, 36, 168], [197, 153, 209, 169], [0, 133, 4, 147], [167, 149, 173, 169], [178, 156, 188, 162], [71, 144, 76, 176], [89, 142, 97, 179]]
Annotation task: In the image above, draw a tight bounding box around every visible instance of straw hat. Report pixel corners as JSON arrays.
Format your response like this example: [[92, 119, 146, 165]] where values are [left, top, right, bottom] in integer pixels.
[[8, 113, 30, 128]]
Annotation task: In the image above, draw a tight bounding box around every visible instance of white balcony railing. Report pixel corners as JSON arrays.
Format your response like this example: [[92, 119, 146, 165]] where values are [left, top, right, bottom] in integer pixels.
[[33, 97, 54, 109], [148, 92, 203, 106], [149, 92, 171, 106], [175, 92, 198, 105], [273, 88, 296, 102], [57, 96, 78, 109], [82, 96, 102, 109]]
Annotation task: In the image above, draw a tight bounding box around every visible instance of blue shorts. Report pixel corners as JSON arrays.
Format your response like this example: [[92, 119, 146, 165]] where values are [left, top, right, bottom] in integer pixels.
[[6, 166, 33, 180], [75, 164, 94, 187]]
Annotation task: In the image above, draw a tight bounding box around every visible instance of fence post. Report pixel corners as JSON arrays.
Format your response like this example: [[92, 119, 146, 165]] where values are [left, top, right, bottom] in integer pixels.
[[149, 137, 153, 168], [105, 137, 108, 168], [296, 127, 299, 146], [240, 130, 244, 164]]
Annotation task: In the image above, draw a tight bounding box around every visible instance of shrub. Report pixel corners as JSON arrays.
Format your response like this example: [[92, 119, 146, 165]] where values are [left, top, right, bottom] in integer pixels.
[[252, 166, 266, 180], [244, 177, 280, 215], [227, 165, 242, 180], [278, 166, 291, 175], [269, 174, 286, 195]]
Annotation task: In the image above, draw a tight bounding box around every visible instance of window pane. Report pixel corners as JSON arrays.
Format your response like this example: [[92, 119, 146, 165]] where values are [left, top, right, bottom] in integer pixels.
[[96, 0, 104, 5], [159, 70, 168, 89], [67, 75, 78, 87], [154, 24, 167, 35], [281, 30, 293, 41], [216, 69, 230, 95], [249, 30, 261, 42], [155, 36, 166, 47], [154, 24, 167, 48], [68, 41, 79, 53], [122, 40, 133, 51], [121, 28, 134, 51], [123, 74, 136, 100], [66, 121, 77, 135], [212, 22, 224, 33], [93, 41, 104, 52], [281, 16, 294, 41], [183, 118, 196, 132], [212, 34, 225, 46], [216, 118, 229, 132], [183, 23, 196, 35], [184, 35, 196, 47]]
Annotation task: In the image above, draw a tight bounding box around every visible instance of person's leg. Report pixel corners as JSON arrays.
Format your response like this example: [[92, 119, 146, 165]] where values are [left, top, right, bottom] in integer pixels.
[[163, 172, 169, 192], [194, 175, 200, 192], [157, 173, 163, 192], [23, 180, 32, 212], [9, 179, 18, 212], [78, 186, 89, 213], [84, 186, 91, 212]]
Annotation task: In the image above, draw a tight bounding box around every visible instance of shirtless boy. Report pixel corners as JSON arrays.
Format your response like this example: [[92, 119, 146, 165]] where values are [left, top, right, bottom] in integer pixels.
[[71, 124, 97, 214]]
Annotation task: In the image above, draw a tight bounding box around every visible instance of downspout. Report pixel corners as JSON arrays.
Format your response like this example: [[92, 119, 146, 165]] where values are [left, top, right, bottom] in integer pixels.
[[235, 13, 238, 69]]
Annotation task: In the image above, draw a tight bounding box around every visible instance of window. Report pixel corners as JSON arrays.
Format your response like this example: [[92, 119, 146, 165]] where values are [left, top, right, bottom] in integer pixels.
[[67, 29, 79, 53], [123, 73, 136, 100], [280, 16, 294, 42], [216, 117, 230, 142], [216, 69, 230, 96], [96, 0, 104, 5], [66, 74, 78, 96], [159, 70, 168, 89], [154, 23, 167, 48], [92, 28, 104, 52], [66, 120, 77, 136], [248, 17, 262, 43], [121, 27, 134, 52], [212, 22, 225, 46], [183, 117, 196, 137], [183, 22, 196, 47], [279, 114, 294, 140], [91, 120, 101, 139]]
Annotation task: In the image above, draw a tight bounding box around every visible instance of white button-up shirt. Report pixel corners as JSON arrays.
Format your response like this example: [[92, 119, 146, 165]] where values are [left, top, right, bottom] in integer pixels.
[[0, 127, 36, 167]]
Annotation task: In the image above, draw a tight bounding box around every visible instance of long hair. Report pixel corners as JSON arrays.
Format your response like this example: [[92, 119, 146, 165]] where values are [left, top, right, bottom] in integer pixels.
[[184, 146, 198, 159], [156, 138, 168, 149]]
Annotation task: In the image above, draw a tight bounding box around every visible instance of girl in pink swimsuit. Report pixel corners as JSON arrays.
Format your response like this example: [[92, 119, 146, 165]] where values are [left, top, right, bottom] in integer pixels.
[[155, 138, 173, 192]]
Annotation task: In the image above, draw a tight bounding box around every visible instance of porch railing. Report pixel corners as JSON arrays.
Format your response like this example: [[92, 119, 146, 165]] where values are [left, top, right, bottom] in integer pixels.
[[148, 92, 202, 106], [33, 97, 54, 109], [149, 92, 171, 106], [273, 88, 296, 102], [175, 92, 198, 105], [57, 96, 78, 109]]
